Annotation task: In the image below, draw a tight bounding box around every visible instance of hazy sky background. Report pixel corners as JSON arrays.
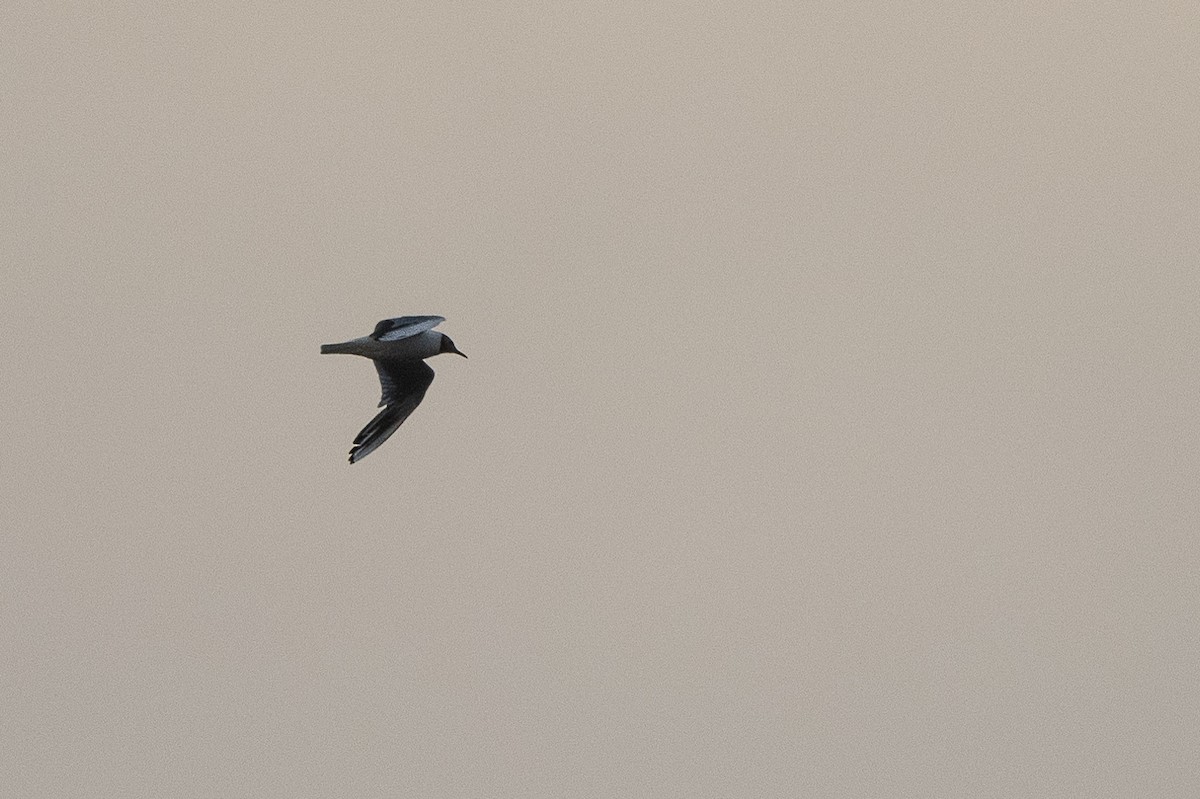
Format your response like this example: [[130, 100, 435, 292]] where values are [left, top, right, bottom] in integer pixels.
[[3, 2, 1198, 796]]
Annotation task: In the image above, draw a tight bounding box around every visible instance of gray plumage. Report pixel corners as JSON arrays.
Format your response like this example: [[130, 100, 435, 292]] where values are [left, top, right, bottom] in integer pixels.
[[321, 315, 466, 463]]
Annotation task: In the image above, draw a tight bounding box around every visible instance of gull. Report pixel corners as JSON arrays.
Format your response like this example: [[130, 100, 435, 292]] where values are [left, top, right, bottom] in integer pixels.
[[321, 315, 466, 463]]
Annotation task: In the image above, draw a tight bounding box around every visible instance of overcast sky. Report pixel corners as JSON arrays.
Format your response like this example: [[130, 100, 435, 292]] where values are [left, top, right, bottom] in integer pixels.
[[3, 2, 1198, 796]]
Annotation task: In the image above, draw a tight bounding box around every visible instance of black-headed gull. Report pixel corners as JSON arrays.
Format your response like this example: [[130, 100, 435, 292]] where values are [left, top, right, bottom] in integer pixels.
[[321, 315, 466, 463]]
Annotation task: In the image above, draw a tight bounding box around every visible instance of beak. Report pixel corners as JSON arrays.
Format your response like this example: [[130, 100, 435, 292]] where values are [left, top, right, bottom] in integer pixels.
[[453, 346, 468, 358]]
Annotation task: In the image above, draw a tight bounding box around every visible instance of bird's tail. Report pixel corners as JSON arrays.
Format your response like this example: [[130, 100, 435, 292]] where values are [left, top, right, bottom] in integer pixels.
[[320, 341, 354, 354]]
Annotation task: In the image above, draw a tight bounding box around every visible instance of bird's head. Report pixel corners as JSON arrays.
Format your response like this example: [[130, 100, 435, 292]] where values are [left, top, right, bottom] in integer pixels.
[[439, 334, 467, 358]]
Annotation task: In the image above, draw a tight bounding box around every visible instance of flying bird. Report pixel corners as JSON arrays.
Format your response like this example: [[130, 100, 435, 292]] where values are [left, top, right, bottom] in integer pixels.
[[321, 315, 466, 463]]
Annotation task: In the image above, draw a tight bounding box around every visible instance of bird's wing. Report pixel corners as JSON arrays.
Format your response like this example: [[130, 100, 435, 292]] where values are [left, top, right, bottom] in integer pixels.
[[373, 358, 435, 407], [348, 360, 436, 463], [371, 316, 445, 341]]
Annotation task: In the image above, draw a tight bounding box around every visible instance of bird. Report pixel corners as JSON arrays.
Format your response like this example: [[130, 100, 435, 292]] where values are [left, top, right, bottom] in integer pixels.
[[321, 315, 466, 463]]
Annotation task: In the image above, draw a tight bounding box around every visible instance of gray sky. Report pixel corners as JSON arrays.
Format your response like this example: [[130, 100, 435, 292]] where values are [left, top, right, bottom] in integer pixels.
[[3, 2, 1198, 796]]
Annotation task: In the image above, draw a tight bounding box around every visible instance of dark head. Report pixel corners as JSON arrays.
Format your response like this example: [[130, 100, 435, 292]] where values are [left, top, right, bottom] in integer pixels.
[[439, 334, 467, 358]]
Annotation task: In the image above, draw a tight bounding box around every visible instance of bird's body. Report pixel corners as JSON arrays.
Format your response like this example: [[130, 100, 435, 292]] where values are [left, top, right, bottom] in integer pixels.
[[320, 328, 445, 360], [321, 315, 466, 463]]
